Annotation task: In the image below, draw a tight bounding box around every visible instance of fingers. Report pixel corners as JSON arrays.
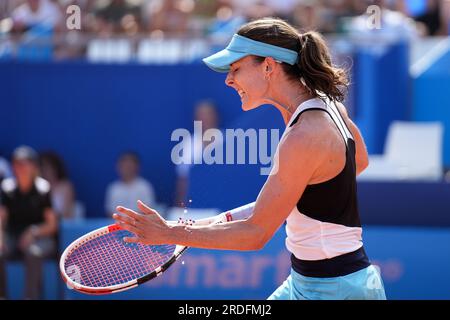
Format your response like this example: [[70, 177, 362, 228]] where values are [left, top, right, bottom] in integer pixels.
[[116, 221, 143, 237], [116, 206, 143, 221], [137, 200, 157, 215], [113, 212, 135, 225], [113, 213, 144, 236], [123, 236, 142, 244], [137, 200, 167, 223]]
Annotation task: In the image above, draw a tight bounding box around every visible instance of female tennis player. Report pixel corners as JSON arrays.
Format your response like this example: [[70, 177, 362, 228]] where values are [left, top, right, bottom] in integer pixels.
[[113, 17, 386, 300]]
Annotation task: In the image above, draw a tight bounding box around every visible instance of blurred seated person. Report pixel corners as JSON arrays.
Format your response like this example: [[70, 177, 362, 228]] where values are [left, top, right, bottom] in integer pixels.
[[11, 0, 62, 34], [0, 146, 57, 300], [415, 0, 448, 35], [105, 152, 156, 217], [94, 0, 142, 35], [39, 151, 76, 220], [174, 100, 220, 207]]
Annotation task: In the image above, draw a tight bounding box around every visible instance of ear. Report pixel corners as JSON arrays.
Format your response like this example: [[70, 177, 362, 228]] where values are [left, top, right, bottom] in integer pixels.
[[263, 57, 278, 78]]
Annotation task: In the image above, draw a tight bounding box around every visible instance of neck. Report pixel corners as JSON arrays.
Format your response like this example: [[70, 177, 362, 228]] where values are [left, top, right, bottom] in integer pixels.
[[123, 177, 137, 184], [18, 178, 34, 193], [264, 86, 314, 125]]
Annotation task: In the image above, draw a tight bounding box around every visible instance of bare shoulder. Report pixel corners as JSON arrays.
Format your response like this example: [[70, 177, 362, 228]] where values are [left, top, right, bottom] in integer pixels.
[[282, 111, 341, 160], [286, 111, 343, 148], [280, 110, 347, 182]]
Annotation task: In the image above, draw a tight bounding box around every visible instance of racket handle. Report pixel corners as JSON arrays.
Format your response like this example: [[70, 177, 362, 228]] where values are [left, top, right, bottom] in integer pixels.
[[168, 202, 255, 227]]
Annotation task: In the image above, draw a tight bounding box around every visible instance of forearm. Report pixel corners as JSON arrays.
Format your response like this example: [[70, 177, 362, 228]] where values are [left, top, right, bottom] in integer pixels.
[[32, 209, 58, 237], [168, 219, 266, 251], [31, 222, 56, 238], [113, 201, 265, 250], [171, 202, 255, 226]]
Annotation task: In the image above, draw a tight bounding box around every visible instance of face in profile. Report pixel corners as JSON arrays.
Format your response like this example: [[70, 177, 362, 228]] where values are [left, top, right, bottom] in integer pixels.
[[40, 160, 56, 182], [225, 56, 269, 111]]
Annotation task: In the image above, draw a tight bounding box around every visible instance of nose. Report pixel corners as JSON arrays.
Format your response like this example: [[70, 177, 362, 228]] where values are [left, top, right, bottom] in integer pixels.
[[225, 72, 234, 87]]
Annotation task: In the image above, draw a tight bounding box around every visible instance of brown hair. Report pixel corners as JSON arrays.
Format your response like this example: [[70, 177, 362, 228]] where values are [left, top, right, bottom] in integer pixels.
[[237, 18, 349, 103]]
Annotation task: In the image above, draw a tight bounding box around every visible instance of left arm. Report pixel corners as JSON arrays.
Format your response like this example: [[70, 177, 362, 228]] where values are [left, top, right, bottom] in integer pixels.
[[19, 208, 58, 250], [114, 129, 325, 251], [33, 208, 58, 237]]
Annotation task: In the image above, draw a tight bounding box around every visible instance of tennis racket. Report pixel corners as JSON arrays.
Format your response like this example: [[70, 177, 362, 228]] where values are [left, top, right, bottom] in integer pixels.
[[59, 213, 232, 295]]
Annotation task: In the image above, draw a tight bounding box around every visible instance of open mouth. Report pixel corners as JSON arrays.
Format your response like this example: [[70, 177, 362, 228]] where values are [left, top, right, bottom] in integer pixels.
[[237, 89, 245, 98]]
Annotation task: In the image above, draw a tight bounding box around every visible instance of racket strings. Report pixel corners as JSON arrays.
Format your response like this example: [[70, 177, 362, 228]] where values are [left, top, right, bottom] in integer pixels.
[[64, 230, 175, 288]]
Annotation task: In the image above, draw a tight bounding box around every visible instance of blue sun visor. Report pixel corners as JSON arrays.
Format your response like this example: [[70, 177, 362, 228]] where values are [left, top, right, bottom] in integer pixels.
[[203, 34, 299, 73]]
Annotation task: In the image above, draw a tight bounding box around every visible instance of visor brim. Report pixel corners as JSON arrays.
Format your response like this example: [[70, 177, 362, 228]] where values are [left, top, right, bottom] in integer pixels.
[[202, 49, 248, 73]]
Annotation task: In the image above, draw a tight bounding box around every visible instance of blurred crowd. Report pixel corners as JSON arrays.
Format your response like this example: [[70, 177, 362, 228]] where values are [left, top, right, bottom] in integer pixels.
[[0, 98, 222, 299], [0, 0, 449, 60], [0, 145, 158, 299]]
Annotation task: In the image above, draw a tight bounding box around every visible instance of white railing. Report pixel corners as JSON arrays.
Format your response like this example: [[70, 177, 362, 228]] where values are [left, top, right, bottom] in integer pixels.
[[1, 31, 447, 65]]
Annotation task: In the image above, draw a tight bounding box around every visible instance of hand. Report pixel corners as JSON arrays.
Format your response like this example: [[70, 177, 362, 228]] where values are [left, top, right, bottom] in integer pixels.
[[19, 228, 36, 251], [113, 200, 171, 245]]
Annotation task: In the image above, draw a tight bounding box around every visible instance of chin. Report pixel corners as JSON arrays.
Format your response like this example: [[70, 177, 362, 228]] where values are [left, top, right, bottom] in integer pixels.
[[241, 100, 261, 112]]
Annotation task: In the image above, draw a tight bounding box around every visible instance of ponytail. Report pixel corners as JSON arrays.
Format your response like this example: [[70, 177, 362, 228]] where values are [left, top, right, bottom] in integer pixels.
[[297, 31, 348, 103]]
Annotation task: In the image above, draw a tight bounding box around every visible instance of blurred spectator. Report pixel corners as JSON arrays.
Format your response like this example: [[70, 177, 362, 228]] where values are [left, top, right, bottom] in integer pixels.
[[105, 151, 156, 217], [414, 0, 447, 35], [221, 0, 261, 17], [11, 0, 62, 34], [206, 4, 246, 41], [263, 0, 299, 20], [322, 0, 368, 34], [39, 151, 77, 220], [94, 0, 142, 35], [0, 155, 12, 183], [146, 0, 194, 37], [0, 146, 57, 300], [292, 1, 323, 32], [174, 100, 220, 207]]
